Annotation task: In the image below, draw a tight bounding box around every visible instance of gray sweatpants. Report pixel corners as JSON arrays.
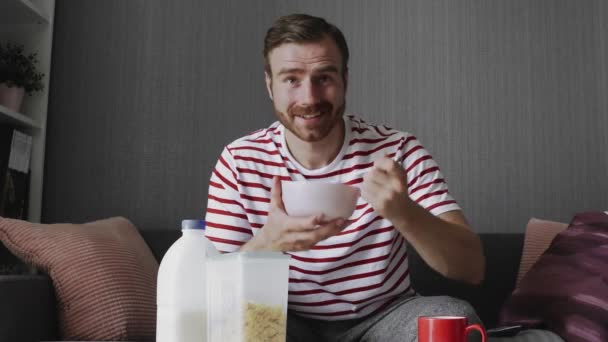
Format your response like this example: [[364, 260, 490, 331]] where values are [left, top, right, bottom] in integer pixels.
[[287, 295, 484, 342]]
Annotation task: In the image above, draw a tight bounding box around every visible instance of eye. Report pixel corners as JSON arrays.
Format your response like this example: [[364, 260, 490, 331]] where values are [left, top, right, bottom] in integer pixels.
[[284, 77, 298, 84], [316, 75, 332, 84]]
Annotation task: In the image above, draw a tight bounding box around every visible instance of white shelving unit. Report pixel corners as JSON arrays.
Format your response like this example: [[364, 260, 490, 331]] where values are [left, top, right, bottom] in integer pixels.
[[1, 0, 55, 222]]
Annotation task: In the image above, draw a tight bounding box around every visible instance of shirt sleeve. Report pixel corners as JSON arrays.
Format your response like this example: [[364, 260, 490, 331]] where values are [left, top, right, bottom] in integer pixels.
[[204, 147, 253, 253], [398, 134, 461, 216]]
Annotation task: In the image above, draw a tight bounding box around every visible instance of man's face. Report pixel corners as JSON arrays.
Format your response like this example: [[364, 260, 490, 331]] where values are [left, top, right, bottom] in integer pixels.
[[265, 36, 347, 143]]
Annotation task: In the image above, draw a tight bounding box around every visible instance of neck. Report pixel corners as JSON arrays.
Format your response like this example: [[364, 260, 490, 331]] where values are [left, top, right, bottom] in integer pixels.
[[285, 119, 345, 170]]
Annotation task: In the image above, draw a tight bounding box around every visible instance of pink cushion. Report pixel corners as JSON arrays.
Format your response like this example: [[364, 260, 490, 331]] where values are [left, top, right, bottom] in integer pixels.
[[0, 216, 158, 340], [500, 212, 608, 341], [516, 218, 567, 288]]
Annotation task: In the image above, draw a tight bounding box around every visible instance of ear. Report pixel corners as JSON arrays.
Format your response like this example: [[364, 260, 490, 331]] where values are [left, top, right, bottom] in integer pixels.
[[343, 68, 349, 93], [264, 70, 273, 101]]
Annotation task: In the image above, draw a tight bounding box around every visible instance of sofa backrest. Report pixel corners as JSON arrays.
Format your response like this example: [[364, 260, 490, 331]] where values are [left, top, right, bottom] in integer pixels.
[[409, 233, 524, 328], [139, 229, 181, 262]]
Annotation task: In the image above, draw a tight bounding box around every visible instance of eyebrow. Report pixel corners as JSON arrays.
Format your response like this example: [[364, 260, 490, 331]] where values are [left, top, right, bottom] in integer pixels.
[[315, 65, 340, 74], [276, 65, 340, 77]]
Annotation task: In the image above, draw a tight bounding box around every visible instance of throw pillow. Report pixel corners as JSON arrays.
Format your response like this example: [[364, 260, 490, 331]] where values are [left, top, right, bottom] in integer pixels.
[[0, 216, 158, 341], [515, 218, 567, 288], [499, 211, 608, 342]]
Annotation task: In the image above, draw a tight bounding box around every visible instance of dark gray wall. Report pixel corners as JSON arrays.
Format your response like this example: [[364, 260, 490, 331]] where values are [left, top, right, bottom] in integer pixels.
[[43, 0, 608, 232]]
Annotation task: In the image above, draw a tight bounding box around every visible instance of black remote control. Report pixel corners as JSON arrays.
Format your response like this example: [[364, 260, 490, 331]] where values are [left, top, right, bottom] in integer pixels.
[[487, 325, 524, 337]]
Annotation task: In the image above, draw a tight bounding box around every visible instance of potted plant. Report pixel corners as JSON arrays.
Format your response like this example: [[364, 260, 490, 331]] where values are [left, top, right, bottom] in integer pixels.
[[0, 42, 45, 112]]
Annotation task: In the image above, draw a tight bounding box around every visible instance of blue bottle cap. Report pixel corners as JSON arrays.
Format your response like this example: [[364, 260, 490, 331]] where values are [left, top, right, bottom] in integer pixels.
[[181, 219, 205, 230]]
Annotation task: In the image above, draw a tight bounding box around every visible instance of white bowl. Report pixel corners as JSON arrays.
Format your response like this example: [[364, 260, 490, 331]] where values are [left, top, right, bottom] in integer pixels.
[[281, 181, 360, 220]]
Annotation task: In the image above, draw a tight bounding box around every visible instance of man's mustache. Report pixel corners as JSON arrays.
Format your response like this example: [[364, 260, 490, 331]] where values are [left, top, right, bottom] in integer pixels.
[[289, 102, 333, 116]]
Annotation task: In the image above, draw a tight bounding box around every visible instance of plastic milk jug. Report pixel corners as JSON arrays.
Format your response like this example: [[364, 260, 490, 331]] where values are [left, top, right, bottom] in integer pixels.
[[156, 219, 219, 342]]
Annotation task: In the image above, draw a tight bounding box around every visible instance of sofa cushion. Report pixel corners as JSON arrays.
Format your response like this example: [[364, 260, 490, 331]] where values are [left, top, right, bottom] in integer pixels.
[[515, 218, 567, 288], [0, 216, 158, 341], [499, 212, 608, 342], [0, 275, 57, 341]]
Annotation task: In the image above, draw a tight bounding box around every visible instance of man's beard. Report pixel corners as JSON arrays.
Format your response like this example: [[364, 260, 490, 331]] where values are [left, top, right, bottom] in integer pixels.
[[274, 100, 346, 142]]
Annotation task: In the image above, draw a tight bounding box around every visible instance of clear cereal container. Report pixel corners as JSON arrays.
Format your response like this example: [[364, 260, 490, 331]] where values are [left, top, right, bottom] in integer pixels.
[[207, 252, 291, 342]]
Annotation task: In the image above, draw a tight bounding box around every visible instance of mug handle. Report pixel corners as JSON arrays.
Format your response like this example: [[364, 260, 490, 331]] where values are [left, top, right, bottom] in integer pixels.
[[465, 324, 487, 342]]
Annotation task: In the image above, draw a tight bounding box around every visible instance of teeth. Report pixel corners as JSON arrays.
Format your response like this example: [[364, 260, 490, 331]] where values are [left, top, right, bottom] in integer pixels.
[[299, 113, 321, 119]]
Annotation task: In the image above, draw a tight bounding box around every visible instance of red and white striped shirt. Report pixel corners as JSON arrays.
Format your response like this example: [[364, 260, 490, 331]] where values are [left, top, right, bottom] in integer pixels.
[[205, 115, 461, 320]]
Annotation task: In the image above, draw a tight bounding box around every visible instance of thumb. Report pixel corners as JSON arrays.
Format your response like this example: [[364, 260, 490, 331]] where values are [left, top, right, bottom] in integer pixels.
[[390, 155, 408, 183], [270, 176, 286, 211], [376, 155, 405, 179]]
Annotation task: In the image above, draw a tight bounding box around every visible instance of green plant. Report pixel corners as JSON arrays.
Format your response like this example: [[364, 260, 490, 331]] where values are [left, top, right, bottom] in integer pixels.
[[0, 42, 44, 95]]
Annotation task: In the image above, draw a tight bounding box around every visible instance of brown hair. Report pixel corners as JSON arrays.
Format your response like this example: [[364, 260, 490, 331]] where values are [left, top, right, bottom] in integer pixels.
[[263, 14, 349, 79]]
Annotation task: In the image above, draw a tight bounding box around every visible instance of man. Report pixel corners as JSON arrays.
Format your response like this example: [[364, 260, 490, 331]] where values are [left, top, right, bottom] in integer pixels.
[[205, 13, 485, 341]]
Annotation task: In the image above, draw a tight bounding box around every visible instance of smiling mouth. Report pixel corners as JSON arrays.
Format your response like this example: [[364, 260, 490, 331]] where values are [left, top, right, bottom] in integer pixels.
[[296, 113, 322, 120]]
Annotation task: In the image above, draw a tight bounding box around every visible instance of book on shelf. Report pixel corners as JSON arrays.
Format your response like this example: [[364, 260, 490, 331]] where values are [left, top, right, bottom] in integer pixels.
[[0, 125, 32, 220]]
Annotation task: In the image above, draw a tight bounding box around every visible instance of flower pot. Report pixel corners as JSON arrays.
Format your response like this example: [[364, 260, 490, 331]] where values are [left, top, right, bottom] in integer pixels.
[[0, 83, 25, 112]]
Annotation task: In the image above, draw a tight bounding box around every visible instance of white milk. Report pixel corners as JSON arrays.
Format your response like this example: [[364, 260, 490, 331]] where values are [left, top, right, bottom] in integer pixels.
[[157, 219, 218, 342], [156, 309, 206, 341]]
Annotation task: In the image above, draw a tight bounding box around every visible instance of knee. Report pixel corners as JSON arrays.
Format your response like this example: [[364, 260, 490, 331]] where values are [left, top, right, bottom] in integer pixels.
[[437, 296, 481, 324], [435, 297, 484, 342]]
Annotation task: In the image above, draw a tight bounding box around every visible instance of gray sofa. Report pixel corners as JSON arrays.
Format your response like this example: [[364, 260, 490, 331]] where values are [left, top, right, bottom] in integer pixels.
[[0, 231, 531, 342]]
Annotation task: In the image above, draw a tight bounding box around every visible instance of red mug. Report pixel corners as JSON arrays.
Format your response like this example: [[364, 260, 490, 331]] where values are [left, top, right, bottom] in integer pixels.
[[418, 316, 486, 342]]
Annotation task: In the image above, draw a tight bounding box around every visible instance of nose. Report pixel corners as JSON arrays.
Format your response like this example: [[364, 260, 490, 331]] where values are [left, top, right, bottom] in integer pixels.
[[297, 79, 321, 106]]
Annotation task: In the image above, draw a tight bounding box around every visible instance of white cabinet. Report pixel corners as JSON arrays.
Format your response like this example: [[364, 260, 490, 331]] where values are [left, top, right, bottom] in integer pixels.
[[0, 0, 55, 222]]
